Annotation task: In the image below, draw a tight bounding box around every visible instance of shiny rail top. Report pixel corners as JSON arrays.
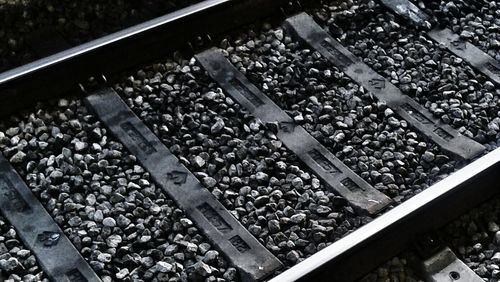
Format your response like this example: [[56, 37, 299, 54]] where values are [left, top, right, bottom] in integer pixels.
[[0, 0, 229, 84], [271, 148, 500, 281]]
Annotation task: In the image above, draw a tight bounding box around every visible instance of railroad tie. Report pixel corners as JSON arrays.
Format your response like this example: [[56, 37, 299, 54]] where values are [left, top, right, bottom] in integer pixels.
[[428, 28, 500, 86], [84, 89, 282, 282], [0, 155, 101, 282], [378, 0, 500, 85], [195, 48, 393, 215], [283, 12, 486, 161]]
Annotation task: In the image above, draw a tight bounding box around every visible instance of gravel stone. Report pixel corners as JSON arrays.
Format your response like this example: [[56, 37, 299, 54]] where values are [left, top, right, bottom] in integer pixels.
[[116, 268, 129, 279], [225, 21, 457, 202], [116, 214, 131, 228], [193, 155, 206, 168], [421, 151, 435, 163], [0, 215, 47, 281], [102, 217, 116, 227], [156, 261, 173, 273], [286, 250, 300, 263], [268, 220, 281, 234], [106, 235, 122, 248], [97, 253, 112, 263], [191, 261, 212, 277], [203, 250, 219, 264], [74, 141, 86, 152], [290, 213, 307, 224], [9, 151, 25, 164], [203, 176, 217, 188], [113, 40, 400, 268], [211, 118, 225, 134], [411, 0, 500, 59], [361, 255, 422, 282], [315, 0, 500, 146], [438, 195, 500, 280], [0, 97, 232, 280]]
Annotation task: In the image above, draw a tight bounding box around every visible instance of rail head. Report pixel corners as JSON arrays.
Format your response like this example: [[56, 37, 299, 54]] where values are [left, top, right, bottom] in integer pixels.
[[0, 0, 297, 117], [270, 148, 500, 281], [0, 0, 230, 85]]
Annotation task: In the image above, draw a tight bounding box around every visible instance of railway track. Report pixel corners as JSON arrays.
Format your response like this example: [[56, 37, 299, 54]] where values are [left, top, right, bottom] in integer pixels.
[[0, 0, 203, 72], [0, 0, 499, 281]]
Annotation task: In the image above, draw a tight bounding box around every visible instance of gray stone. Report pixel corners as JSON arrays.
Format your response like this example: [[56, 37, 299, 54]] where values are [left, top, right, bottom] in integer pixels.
[[102, 217, 116, 227], [9, 151, 26, 164], [290, 213, 307, 224], [106, 235, 122, 248], [193, 261, 212, 276], [157, 261, 173, 273], [211, 119, 225, 134], [268, 220, 280, 233]]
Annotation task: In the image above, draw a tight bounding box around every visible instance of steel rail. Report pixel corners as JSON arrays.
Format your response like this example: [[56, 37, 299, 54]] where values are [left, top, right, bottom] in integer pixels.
[[270, 148, 500, 282], [0, 0, 295, 116], [0, 0, 229, 85]]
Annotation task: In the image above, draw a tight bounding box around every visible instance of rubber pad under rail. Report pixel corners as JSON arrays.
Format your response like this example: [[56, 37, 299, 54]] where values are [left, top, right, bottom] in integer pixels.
[[0, 155, 101, 282], [195, 48, 392, 215], [84, 89, 282, 282], [284, 13, 485, 161]]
